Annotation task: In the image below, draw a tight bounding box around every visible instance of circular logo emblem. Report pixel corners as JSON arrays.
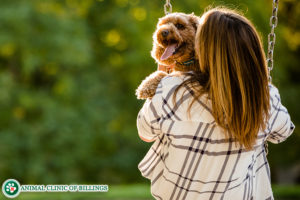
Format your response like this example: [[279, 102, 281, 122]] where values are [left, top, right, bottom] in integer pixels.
[[2, 179, 21, 198]]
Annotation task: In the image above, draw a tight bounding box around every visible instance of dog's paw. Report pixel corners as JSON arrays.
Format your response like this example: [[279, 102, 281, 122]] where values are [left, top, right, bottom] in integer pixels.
[[136, 71, 168, 99]]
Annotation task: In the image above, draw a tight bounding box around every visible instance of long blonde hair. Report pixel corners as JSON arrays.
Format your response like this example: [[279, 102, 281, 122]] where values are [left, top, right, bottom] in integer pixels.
[[175, 8, 270, 149]]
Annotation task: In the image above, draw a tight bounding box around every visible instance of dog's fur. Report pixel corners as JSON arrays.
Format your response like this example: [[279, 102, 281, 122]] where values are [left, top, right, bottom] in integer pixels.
[[136, 13, 200, 99]]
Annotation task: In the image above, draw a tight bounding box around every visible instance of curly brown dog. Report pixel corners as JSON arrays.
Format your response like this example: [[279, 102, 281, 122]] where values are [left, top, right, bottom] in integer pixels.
[[136, 12, 200, 99]]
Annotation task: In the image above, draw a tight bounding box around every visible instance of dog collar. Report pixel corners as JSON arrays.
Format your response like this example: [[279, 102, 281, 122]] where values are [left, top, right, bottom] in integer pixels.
[[176, 58, 195, 66]]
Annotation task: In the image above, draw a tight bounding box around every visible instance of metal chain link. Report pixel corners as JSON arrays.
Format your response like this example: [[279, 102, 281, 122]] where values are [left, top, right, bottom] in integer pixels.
[[267, 0, 279, 82], [164, 0, 172, 15], [264, 140, 269, 155], [265, 0, 279, 155]]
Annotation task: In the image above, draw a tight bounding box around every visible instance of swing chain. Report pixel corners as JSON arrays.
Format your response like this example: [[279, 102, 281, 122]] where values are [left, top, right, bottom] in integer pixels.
[[164, 0, 172, 15], [267, 0, 279, 81], [264, 140, 269, 155], [265, 0, 279, 156]]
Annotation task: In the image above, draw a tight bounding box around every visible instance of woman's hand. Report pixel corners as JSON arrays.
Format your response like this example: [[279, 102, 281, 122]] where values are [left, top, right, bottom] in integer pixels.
[[157, 64, 168, 72], [157, 64, 175, 73]]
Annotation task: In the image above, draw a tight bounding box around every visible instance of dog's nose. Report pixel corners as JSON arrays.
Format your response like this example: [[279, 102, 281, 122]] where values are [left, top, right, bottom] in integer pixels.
[[161, 30, 169, 37]]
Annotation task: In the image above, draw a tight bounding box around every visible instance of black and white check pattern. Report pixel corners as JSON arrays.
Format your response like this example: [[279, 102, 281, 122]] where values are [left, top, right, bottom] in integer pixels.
[[137, 74, 295, 200]]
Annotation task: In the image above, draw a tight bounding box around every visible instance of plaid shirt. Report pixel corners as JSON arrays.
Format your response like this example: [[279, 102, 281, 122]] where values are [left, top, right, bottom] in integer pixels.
[[137, 74, 295, 200]]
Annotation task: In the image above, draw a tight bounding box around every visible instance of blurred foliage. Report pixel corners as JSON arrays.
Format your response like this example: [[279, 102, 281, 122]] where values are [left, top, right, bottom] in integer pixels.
[[0, 0, 298, 185]]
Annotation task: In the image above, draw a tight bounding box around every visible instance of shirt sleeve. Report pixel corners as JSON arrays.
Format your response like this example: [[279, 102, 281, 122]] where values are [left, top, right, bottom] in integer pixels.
[[266, 84, 295, 144], [136, 82, 163, 141]]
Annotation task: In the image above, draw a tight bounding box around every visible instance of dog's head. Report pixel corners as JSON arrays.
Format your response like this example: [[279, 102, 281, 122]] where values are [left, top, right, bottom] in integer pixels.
[[151, 12, 199, 68]]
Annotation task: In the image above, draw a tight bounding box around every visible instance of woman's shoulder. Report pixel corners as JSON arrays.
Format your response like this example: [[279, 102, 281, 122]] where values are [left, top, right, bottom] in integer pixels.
[[158, 72, 189, 97], [268, 83, 282, 107], [158, 72, 215, 124], [269, 83, 279, 96], [160, 72, 189, 87]]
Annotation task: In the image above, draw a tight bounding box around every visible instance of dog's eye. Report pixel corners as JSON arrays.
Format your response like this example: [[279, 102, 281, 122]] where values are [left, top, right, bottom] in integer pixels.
[[175, 23, 185, 29]]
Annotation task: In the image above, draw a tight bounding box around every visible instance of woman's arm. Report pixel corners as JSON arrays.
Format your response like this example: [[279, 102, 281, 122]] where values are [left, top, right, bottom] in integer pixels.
[[137, 82, 163, 142], [266, 85, 295, 143]]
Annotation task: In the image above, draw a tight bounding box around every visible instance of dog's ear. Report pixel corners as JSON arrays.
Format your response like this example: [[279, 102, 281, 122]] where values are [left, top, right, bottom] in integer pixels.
[[188, 13, 199, 30]]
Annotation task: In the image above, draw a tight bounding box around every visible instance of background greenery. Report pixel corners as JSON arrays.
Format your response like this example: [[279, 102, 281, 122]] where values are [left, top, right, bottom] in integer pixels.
[[0, 0, 299, 199]]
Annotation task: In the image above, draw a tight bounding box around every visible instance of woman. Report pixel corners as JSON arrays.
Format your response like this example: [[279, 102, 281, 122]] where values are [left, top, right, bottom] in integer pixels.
[[137, 7, 294, 200]]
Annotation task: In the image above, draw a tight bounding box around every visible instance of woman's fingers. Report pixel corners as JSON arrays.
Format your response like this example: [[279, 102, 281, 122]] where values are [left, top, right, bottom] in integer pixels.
[[158, 64, 167, 72], [158, 64, 175, 73]]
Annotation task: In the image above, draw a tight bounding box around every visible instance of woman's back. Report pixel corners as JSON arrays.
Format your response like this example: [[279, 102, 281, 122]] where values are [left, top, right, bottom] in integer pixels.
[[136, 7, 295, 200], [137, 74, 294, 200]]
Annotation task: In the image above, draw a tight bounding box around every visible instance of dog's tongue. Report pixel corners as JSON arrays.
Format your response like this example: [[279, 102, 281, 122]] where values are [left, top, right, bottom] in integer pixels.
[[161, 43, 177, 60]]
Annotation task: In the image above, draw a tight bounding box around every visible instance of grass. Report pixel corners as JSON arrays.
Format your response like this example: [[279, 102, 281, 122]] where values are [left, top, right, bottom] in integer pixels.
[[272, 185, 300, 200], [2, 184, 299, 200]]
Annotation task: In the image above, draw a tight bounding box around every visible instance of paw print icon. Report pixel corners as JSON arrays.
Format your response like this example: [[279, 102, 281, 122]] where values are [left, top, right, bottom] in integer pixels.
[[2, 179, 21, 198], [6, 183, 16, 193]]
